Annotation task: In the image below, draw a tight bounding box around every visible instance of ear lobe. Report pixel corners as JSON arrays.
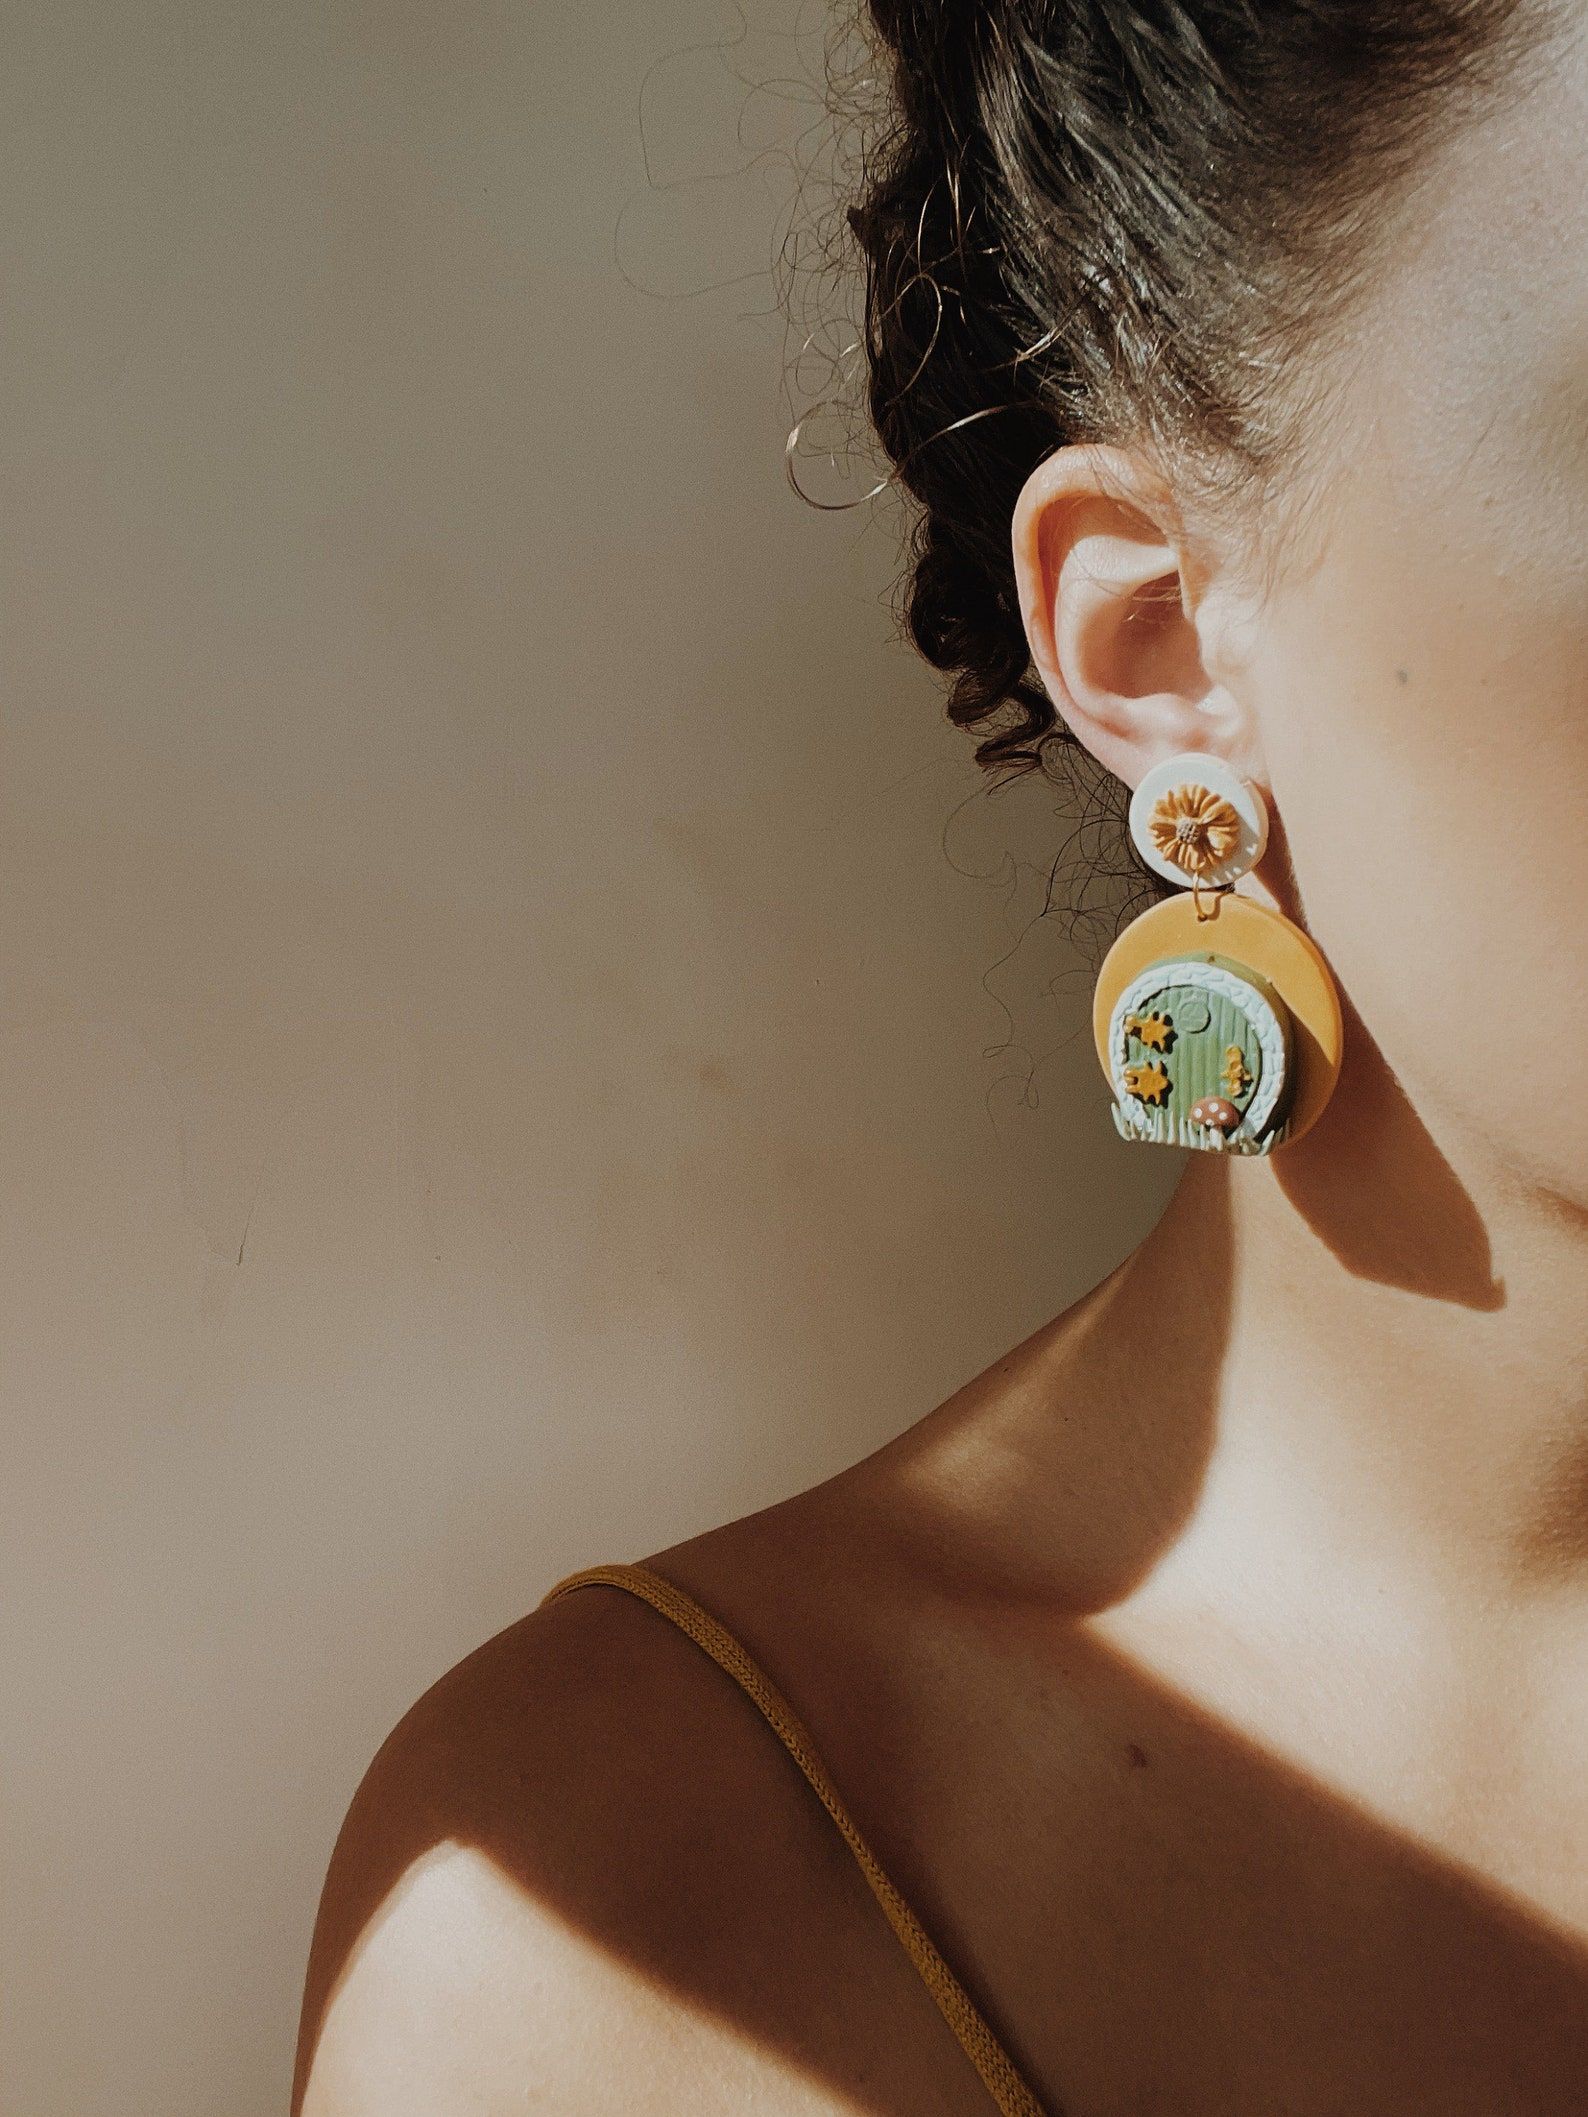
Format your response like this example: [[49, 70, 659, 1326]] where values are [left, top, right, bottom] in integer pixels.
[[1011, 442, 1260, 791]]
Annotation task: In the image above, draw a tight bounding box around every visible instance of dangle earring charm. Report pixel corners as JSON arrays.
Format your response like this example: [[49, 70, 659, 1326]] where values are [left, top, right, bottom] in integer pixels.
[[1092, 752, 1343, 1155]]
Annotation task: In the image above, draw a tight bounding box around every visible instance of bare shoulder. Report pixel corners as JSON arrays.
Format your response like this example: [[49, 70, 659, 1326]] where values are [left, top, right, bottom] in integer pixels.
[[292, 1550, 975, 2117], [290, 1286, 1128, 2116]]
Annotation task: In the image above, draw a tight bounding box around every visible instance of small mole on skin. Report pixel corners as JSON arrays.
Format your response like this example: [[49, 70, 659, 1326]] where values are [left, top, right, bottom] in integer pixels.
[[1126, 1741, 1150, 1769], [1395, 667, 1410, 685]]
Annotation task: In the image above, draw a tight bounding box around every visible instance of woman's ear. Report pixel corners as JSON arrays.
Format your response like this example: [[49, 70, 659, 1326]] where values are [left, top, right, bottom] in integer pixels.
[[1010, 441, 1263, 791]]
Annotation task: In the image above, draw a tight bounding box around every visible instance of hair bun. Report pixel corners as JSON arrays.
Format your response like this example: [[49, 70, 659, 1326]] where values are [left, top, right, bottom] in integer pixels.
[[833, 0, 1543, 799]]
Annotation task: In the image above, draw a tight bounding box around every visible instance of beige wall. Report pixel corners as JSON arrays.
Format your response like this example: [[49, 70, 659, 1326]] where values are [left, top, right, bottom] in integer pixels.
[[0, 4, 1171, 2112]]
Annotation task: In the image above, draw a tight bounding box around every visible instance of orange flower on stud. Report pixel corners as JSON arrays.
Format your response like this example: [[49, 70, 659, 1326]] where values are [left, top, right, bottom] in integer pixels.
[[1147, 783, 1243, 876]]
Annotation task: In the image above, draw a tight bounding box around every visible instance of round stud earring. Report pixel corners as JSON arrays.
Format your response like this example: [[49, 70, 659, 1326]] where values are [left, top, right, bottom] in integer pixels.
[[1093, 752, 1343, 1155]]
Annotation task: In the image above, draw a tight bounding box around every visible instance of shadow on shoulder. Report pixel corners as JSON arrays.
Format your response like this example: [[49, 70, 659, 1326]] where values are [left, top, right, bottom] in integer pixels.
[[291, 1565, 980, 2117]]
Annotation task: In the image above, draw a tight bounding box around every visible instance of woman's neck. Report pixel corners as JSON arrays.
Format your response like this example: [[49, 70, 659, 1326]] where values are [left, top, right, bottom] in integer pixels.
[[880, 1010, 1587, 1646], [1126, 1101, 1588, 1614]]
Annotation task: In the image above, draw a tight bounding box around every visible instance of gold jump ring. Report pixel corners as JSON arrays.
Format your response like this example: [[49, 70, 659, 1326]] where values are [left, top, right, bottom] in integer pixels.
[[1192, 876, 1232, 923]]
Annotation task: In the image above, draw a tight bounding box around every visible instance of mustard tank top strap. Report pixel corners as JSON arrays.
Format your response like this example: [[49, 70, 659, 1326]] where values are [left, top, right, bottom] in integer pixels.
[[539, 1560, 1050, 2117]]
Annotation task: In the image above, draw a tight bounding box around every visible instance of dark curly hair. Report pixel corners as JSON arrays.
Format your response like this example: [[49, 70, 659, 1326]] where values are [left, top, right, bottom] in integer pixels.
[[843, 0, 1562, 782]]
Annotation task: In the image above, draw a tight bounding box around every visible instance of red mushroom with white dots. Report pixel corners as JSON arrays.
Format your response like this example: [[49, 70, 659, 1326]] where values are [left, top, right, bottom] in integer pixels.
[[1189, 1095, 1242, 1134]]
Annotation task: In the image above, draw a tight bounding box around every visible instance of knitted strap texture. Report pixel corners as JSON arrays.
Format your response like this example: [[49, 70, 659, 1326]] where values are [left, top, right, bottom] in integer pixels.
[[540, 1560, 1049, 2117]]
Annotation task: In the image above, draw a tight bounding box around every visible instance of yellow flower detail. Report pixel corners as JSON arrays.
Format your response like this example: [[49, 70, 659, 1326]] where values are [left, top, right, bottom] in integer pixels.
[[1123, 1060, 1171, 1107], [1125, 1011, 1174, 1053], [1147, 783, 1243, 876]]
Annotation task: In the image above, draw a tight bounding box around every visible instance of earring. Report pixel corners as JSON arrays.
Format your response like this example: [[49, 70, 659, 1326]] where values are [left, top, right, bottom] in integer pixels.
[[1092, 752, 1343, 1155]]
